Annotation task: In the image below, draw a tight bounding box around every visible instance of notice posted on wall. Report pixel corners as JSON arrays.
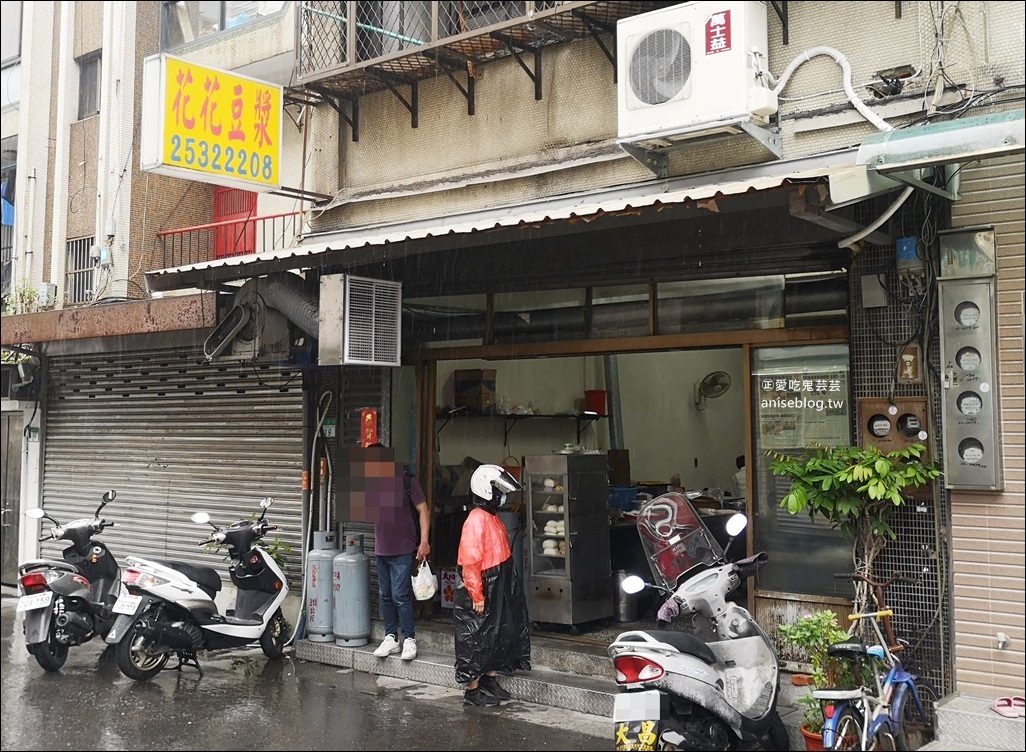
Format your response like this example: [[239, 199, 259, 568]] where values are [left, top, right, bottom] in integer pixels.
[[752, 346, 851, 450]]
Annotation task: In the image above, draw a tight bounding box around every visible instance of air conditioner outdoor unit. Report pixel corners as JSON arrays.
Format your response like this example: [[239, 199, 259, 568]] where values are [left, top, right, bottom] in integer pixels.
[[616, 1, 778, 154]]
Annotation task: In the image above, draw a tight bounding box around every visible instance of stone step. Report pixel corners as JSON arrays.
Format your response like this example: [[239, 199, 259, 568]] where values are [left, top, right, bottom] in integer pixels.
[[919, 694, 1025, 752], [297, 639, 618, 717]]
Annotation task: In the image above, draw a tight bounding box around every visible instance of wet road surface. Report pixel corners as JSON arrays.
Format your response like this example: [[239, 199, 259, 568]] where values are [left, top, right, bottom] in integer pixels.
[[1, 596, 609, 751]]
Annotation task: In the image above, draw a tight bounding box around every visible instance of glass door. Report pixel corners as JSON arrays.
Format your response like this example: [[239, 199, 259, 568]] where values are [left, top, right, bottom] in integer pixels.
[[750, 344, 851, 596]]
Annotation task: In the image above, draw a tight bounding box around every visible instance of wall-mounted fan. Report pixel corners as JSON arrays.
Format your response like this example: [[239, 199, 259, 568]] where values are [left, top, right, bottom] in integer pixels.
[[694, 371, 732, 410]]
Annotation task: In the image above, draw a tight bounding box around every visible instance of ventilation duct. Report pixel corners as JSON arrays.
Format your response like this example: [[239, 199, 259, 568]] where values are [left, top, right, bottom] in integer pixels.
[[319, 274, 403, 367], [203, 272, 318, 361]]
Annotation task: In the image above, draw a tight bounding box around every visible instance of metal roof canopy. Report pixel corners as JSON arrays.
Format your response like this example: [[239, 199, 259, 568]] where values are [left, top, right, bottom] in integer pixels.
[[145, 148, 862, 294], [856, 109, 1025, 200]]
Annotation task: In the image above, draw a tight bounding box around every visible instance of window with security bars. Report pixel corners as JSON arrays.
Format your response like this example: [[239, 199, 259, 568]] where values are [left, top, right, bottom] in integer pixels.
[[65, 237, 94, 305]]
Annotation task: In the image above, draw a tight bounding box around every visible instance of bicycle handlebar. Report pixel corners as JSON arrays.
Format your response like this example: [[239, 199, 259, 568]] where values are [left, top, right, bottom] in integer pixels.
[[834, 572, 904, 588], [849, 609, 894, 621]]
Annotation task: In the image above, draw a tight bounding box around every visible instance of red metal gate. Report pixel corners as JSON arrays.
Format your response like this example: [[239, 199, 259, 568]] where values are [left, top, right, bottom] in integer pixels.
[[213, 187, 257, 259]]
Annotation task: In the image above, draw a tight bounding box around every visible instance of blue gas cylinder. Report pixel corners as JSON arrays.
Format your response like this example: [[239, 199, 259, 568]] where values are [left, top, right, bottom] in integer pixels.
[[305, 530, 338, 642], [333, 533, 370, 647]]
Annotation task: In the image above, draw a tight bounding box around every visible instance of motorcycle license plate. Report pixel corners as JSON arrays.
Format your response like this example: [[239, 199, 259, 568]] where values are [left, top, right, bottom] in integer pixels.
[[613, 690, 663, 752], [112, 594, 142, 615], [16, 592, 53, 612], [614, 721, 659, 752]]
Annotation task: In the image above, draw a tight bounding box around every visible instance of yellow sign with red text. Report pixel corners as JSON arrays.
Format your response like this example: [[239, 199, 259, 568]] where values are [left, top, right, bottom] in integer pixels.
[[141, 54, 281, 191]]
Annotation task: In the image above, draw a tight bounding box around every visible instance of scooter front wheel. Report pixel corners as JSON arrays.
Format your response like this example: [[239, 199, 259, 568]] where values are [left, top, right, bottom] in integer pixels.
[[115, 619, 169, 681], [259, 608, 287, 659], [759, 712, 790, 751]]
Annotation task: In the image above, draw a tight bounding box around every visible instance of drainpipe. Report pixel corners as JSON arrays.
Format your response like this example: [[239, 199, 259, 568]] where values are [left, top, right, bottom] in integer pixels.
[[603, 355, 625, 450]]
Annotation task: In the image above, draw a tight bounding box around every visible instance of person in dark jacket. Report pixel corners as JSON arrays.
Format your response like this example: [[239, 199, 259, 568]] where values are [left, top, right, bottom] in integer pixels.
[[453, 464, 531, 706]]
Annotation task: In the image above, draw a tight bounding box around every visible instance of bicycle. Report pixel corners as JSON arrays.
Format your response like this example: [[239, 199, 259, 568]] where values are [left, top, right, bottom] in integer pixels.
[[811, 574, 933, 751]]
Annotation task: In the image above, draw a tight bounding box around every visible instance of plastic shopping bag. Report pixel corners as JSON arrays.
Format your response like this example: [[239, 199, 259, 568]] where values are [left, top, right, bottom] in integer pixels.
[[412, 560, 437, 601]]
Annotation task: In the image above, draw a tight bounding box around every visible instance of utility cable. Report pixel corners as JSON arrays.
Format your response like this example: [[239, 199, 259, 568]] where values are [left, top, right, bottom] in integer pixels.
[[285, 389, 333, 647]]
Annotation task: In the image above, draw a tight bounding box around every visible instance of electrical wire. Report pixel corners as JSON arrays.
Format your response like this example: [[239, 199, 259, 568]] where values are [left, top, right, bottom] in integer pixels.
[[285, 389, 334, 647]]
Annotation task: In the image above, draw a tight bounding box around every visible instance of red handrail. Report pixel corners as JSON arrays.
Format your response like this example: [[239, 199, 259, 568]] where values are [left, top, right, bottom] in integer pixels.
[[156, 210, 304, 236], [156, 210, 304, 268]]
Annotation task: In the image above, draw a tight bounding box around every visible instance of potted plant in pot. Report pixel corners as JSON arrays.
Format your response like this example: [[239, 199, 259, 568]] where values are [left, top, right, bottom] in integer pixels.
[[777, 610, 854, 751], [767, 442, 941, 616]]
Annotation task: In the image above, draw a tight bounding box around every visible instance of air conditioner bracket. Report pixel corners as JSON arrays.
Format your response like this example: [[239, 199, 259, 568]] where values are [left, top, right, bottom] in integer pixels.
[[619, 120, 782, 179]]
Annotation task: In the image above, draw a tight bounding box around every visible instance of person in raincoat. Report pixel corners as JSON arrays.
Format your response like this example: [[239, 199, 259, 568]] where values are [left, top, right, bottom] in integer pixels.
[[454, 463, 532, 706]]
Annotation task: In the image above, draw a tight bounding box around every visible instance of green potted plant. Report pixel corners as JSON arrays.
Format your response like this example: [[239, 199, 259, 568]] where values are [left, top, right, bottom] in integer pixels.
[[767, 442, 941, 615], [777, 609, 853, 750]]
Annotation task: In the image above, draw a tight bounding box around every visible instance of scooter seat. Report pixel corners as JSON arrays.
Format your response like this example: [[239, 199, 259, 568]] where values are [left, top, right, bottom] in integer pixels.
[[636, 630, 718, 665], [161, 561, 223, 600]]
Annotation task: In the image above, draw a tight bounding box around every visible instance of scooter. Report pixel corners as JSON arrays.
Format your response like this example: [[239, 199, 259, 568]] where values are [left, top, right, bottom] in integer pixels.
[[608, 492, 789, 751], [105, 496, 289, 681], [17, 490, 121, 672]]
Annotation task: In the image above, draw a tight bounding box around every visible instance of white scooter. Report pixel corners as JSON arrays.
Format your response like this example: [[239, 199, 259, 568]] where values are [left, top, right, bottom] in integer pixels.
[[608, 492, 789, 751], [105, 497, 289, 681]]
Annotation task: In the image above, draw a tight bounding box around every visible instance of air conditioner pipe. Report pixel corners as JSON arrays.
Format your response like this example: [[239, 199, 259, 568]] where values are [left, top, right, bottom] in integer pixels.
[[408, 277, 847, 341], [772, 47, 893, 134]]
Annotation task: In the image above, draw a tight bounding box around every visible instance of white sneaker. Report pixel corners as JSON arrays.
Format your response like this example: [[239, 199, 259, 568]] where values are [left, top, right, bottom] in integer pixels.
[[373, 634, 400, 658], [400, 637, 418, 661]]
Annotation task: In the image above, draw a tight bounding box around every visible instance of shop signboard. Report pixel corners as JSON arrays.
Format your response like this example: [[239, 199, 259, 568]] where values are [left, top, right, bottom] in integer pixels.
[[140, 54, 281, 191]]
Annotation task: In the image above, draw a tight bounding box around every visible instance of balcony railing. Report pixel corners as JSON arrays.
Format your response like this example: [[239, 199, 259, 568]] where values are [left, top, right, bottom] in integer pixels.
[[293, 1, 663, 100], [156, 211, 304, 270]]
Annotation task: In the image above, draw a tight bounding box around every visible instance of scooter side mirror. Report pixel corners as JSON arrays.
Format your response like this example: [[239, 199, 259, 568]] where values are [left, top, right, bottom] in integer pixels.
[[725, 513, 747, 537], [621, 575, 647, 594], [723, 512, 748, 559], [191, 512, 212, 525], [25, 508, 47, 520], [97, 489, 116, 516]]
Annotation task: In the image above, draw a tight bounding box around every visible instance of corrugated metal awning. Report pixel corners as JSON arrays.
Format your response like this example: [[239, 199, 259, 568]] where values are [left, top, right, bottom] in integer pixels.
[[856, 108, 1025, 200], [146, 148, 862, 293]]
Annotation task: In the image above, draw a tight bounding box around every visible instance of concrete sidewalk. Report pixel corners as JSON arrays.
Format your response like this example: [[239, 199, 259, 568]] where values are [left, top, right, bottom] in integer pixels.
[[297, 614, 812, 749]]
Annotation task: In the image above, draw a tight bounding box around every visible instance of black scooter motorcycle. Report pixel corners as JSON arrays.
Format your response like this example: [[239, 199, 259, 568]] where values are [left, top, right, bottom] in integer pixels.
[[17, 490, 121, 671]]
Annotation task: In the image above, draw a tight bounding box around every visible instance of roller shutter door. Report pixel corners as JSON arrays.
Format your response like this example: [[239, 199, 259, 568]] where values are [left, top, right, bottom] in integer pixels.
[[41, 347, 305, 587]]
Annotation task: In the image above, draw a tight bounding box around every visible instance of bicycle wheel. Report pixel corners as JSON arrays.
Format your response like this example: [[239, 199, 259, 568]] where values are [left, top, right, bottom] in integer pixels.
[[827, 706, 864, 751], [868, 720, 903, 751], [900, 680, 940, 750]]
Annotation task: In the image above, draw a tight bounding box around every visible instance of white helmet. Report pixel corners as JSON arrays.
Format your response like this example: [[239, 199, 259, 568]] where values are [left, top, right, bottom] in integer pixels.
[[470, 464, 522, 507]]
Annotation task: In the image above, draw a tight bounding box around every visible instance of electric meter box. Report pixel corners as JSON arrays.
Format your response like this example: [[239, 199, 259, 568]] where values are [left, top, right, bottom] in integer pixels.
[[857, 397, 934, 499], [857, 397, 932, 455], [938, 276, 1003, 490]]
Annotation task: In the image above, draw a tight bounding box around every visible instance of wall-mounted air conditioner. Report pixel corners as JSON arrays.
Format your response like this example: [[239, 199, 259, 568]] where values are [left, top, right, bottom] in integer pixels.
[[319, 274, 402, 367], [617, 1, 778, 154]]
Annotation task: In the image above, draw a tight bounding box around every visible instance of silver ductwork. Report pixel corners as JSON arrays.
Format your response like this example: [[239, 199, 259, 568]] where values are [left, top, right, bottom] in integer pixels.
[[203, 272, 318, 361], [244, 272, 319, 340]]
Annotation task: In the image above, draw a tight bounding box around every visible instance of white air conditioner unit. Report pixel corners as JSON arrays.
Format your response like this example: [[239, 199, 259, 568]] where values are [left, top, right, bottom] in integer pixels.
[[319, 274, 402, 367], [616, 1, 778, 153]]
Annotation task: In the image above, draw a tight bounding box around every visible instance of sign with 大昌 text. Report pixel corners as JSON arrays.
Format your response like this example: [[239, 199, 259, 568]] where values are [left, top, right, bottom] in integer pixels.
[[140, 54, 281, 191]]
